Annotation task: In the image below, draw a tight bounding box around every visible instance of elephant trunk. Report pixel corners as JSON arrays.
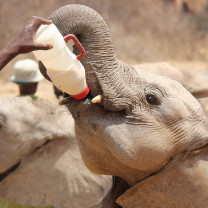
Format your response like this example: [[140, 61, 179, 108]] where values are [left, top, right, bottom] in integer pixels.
[[49, 5, 138, 112]]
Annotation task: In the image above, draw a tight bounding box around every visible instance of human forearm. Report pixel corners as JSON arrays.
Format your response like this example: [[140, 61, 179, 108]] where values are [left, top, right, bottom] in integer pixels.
[[0, 44, 18, 71]]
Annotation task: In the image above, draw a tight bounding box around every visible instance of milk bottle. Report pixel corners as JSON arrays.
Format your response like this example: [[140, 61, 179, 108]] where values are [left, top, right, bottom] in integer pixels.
[[33, 23, 89, 100]]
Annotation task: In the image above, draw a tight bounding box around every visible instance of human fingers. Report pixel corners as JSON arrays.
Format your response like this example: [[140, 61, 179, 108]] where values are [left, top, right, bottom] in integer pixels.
[[33, 43, 53, 51], [31, 16, 53, 30]]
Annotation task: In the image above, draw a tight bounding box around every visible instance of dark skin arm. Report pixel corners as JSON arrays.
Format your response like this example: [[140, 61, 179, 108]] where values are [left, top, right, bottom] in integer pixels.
[[0, 16, 53, 71]]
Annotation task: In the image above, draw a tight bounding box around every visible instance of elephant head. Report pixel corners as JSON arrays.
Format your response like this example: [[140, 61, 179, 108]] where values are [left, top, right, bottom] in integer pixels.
[[41, 4, 208, 207]]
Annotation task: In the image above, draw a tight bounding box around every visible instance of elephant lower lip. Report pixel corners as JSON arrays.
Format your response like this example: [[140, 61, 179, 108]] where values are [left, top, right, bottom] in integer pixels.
[[65, 94, 107, 122], [63, 94, 93, 114]]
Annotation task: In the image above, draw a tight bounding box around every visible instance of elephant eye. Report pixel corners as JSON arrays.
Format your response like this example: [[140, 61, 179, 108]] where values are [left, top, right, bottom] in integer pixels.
[[145, 93, 160, 105]]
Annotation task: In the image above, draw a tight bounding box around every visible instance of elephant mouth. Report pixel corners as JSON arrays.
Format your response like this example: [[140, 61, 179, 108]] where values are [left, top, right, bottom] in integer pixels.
[[60, 93, 98, 112], [59, 93, 114, 123]]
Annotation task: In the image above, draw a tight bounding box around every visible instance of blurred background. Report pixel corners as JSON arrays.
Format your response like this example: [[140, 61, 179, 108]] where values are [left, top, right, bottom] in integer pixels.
[[1, 0, 208, 101]]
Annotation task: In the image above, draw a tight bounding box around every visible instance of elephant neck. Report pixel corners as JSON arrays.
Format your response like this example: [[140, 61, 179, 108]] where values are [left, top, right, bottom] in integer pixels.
[[114, 148, 208, 207]]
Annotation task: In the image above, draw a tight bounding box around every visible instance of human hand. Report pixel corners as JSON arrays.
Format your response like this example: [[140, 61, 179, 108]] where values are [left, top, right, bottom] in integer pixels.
[[8, 16, 53, 55]]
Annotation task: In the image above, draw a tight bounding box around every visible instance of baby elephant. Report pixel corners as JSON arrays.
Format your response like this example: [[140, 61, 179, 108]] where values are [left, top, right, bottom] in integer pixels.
[[41, 4, 208, 208]]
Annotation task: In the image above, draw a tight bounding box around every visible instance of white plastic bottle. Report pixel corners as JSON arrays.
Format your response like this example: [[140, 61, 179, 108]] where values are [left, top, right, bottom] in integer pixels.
[[33, 23, 89, 100]]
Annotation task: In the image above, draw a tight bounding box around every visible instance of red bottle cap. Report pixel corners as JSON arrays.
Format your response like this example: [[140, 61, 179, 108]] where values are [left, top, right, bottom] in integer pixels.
[[70, 84, 90, 100]]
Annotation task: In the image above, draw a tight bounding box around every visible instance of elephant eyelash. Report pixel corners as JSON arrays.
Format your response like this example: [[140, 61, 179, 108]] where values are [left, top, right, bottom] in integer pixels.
[[144, 84, 165, 98]]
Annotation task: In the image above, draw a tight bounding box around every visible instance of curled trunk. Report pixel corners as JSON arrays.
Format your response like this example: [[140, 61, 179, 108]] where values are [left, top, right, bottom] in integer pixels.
[[45, 4, 138, 112]]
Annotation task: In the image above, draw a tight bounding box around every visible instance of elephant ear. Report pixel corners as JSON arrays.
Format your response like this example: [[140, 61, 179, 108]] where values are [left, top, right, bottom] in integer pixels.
[[38, 61, 51, 82]]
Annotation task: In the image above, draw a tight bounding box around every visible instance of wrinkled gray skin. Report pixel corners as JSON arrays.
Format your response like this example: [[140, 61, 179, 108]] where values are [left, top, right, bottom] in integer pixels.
[[0, 96, 111, 208], [40, 4, 208, 207]]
